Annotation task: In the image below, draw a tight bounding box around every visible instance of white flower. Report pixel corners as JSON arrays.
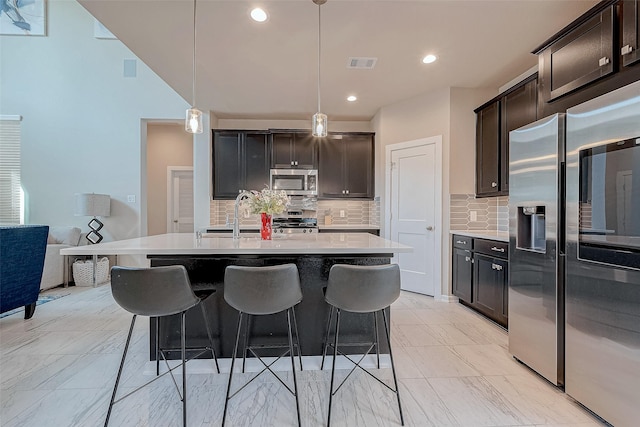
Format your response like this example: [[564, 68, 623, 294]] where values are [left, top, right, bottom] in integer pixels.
[[244, 188, 290, 215]]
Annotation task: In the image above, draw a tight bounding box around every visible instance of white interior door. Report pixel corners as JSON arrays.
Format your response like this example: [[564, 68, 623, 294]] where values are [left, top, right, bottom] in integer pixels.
[[168, 168, 194, 233], [390, 143, 438, 295]]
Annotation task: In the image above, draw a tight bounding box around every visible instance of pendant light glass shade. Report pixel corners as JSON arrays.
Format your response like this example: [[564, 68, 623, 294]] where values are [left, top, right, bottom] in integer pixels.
[[186, 0, 202, 134], [312, 112, 327, 137], [186, 108, 203, 134], [311, 0, 327, 137]]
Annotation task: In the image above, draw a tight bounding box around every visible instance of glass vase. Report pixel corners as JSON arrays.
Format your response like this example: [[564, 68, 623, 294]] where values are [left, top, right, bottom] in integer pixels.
[[260, 213, 272, 240]]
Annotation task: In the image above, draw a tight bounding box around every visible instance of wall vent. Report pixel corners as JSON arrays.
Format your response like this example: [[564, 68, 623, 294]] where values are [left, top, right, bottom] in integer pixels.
[[347, 57, 377, 70]]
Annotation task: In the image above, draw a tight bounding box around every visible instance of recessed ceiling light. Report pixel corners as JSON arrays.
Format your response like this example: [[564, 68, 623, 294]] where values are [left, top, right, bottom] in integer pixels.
[[347, 95, 357, 102], [250, 8, 268, 22], [422, 54, 437, 64]]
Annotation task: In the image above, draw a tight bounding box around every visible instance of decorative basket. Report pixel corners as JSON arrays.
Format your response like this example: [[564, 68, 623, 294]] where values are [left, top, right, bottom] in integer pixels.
[[72, 257, 110, 286]]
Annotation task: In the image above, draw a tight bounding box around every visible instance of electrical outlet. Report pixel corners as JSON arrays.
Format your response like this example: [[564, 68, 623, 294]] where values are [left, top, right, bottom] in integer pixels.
[[339, 210, 346, 218], [470, 210, 478, 222], [127, 195, 136, 203]]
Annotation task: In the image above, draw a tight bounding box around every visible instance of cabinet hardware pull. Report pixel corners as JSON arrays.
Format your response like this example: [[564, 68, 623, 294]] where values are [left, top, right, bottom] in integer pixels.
[[342, 190, 345, 194], [456, 240, 467, 245], [291, 161, 294, 165], [621, 45, 633, 56], [491, 246, 505, 252], [491, 182, 497, 188], [295, 161, 298, 166], [598, 57, 610, 67], [465, 256, 471, 262], [491, 263, 503, 271], [345, 190, 349, 194]]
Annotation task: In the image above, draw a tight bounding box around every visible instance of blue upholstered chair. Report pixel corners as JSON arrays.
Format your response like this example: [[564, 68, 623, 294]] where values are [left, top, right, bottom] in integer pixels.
[[0, 225, 49, 319]]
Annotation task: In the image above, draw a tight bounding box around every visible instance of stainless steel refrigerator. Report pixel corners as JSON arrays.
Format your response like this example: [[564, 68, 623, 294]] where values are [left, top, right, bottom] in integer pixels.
[[564, 80, 640, 426], [509, 80, 640, 425], [508, 113, 565, 387]]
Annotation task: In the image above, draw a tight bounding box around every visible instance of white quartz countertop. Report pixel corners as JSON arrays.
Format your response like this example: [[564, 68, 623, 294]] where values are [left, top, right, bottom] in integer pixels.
[[60, 233, 412, 256], [450, 230, 509, 242]]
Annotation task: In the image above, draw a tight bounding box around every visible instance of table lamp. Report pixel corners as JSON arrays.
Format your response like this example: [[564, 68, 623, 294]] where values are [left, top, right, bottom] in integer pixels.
[[74, 193, 110, 244]]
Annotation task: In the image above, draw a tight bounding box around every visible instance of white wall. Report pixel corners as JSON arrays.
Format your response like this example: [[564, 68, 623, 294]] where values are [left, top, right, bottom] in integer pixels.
[[147, 123, 193, 236], [0, 1, 188, 248], [373, 86, 497, 298]]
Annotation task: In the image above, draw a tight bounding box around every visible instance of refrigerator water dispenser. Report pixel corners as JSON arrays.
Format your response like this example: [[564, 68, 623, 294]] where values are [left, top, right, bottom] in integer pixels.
[[517, 206, 546, 252]]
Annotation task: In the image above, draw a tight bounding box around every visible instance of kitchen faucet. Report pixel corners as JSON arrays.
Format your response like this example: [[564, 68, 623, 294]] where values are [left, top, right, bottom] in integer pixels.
[[233, 190, 251, 239]]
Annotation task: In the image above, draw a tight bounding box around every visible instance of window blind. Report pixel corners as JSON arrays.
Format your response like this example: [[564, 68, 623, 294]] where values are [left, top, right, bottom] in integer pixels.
[[0, 117, 22, 224]]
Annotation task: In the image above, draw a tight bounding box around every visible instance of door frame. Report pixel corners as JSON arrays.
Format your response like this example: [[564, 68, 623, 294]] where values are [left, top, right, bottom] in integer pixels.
[[384, 136, 443, 299], [167, 166, 194, 233]]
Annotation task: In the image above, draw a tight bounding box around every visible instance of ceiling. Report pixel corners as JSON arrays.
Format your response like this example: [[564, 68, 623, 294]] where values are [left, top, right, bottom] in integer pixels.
[[78, 0, 599, 121]]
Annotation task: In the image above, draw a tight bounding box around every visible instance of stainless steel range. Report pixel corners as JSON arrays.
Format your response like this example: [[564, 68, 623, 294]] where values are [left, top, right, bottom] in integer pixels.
[[273, 196, 318, 236]]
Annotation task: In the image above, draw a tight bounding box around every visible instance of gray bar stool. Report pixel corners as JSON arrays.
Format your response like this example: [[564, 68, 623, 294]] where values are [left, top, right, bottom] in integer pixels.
[[105, 265, 219, 427], [222, 263, 303, 427], [322, 263, 404, 426]]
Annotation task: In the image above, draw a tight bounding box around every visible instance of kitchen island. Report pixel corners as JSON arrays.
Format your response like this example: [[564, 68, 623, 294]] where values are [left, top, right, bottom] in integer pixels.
[[61, 233, 411, 360]]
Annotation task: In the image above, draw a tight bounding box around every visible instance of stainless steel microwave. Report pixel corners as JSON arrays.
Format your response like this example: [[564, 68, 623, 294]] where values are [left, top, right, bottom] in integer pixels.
[[270, 169, 318, 196]]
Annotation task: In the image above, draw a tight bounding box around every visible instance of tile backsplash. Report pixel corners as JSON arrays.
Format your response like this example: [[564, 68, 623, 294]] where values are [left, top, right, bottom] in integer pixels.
[[209, 198, 381, 227], [450, 194, 508, 232]]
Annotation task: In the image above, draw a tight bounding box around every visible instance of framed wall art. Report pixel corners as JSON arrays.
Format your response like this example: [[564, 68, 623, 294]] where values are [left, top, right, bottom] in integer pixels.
[[0, 0, 46, 36]]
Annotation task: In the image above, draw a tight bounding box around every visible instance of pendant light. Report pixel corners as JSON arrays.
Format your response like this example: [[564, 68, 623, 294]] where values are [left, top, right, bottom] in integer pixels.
[[312, 0, 327, 137], [186, 0, 203, 134]]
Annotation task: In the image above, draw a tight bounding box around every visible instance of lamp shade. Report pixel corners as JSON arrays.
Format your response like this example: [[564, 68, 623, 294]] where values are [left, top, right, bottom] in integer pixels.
[[74, 193, 110, 217]]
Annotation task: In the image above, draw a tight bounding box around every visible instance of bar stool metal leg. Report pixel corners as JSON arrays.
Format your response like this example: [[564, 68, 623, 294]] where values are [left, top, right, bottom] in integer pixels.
[[181, 311, 187, 427], [104, 315, 137, 427], [155, 316, 161, 376], [242, 314, 251, 373], [382, 309, 404, 425], [374, 311, 380, 369], [200, 303, 220, 373], [327, 308, 341, 427], [291, 307, 303, 371], [222, 312, 243, 427], [321, 306, 334, 370], [287, 308, 302, 427]]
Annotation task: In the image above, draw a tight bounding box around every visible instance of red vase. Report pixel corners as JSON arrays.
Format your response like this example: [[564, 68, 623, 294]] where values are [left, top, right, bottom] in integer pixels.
[[260, 213, 272, 240]]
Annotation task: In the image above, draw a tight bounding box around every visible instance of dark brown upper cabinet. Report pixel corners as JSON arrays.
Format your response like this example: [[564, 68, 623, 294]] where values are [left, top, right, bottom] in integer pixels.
[[212, 130, 270, 199], [500, 77, 538, 194], [270, 131, 317, 169], [318, 133, 375, 199], [539, 5, 614, 103], [622, 0, 640, 67], [475, 76, 537, 198], [475, 100, 501, 196]]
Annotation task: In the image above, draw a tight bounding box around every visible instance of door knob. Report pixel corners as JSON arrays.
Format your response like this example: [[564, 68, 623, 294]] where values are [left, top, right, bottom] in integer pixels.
[[426, 226, 433, 231], [173, 220, 178, 223]]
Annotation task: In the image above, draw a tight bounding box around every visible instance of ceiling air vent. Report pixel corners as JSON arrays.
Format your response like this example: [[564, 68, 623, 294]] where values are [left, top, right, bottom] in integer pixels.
[[347, 57, 377, 70]]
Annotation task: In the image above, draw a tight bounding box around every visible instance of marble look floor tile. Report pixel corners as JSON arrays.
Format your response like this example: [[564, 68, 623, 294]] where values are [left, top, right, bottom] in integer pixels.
[[411, 308, 452, 325], [388, 309, 423, 325], [398, 378, 460, 426], [392, 324, 443, 347], [428, 376, 529, 426], [424, 323, 478, 346], [405, 346, 480, 378], [450, 344, 527, 376], [484, 375, 600, 425], [2, 387, 110, 427], [0, 286, 607, 427]]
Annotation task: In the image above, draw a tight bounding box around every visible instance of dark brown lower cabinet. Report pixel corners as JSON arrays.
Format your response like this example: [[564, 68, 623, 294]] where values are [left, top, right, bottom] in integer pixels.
[[473, 254, 508, 327], [451, 235, 509, 328], [452, 248, 473, 302]]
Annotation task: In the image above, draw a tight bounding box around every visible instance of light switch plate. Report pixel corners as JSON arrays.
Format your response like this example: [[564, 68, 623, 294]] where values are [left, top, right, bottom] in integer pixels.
[[127, 195, 136, 203]]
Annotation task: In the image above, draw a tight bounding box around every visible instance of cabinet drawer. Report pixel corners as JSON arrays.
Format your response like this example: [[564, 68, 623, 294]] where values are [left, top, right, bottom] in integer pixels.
[[453, 235, 473, 249], [474, 239, 508, 258]]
